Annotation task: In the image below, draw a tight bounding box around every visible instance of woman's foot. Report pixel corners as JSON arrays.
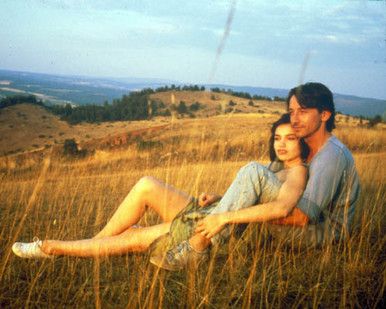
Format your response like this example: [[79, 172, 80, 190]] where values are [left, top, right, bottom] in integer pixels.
[[12, 237, 51, 258]]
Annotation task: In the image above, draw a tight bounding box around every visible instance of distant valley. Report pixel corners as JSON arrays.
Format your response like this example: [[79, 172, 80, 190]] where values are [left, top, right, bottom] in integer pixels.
[[0, 70, 385, 117]]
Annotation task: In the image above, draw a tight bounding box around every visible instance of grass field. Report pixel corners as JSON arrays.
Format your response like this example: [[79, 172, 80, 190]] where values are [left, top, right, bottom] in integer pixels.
[[0, 113, 385, 308]]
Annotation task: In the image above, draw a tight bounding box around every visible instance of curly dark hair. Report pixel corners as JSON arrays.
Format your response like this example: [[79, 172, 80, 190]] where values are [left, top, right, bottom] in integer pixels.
[[269, 113, 309, 162]]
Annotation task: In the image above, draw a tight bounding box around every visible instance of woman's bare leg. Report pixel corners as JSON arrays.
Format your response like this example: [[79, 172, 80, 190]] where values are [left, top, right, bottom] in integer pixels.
[[95, 176, 192, 238], [42, 223, 171, 257]]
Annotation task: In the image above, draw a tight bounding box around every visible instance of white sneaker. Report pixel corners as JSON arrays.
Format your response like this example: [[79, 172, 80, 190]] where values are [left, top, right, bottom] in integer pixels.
[[150, 241, 209, 271], [12, 237, 50, 258]]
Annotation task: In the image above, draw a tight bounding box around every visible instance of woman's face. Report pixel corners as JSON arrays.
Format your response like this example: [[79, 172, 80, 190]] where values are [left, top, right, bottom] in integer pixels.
[[274, 123, 302, 165]]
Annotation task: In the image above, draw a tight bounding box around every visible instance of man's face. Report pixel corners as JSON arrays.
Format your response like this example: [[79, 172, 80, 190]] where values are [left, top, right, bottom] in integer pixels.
[[288, 95, 322, 139]]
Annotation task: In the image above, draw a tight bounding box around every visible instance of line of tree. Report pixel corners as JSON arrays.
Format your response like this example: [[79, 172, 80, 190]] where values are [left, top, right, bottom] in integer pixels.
[[0, 94, 44, 110], [210, 87, 286, 101], [149, 84, 206, 93], [49, 91, 160, 124], [354, 114, 384, 127]]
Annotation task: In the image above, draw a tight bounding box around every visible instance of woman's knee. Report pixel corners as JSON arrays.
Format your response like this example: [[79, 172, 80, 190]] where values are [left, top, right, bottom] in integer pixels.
[[135, 176, 160, 195]]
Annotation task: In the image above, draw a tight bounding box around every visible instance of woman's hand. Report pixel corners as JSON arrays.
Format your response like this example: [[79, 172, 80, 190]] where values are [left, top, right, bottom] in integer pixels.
[[198, 193, 221, 207], [195, 214, 228, 239]]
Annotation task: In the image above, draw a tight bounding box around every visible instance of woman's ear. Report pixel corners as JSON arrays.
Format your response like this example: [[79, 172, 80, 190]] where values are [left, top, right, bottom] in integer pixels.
[[321, 110, 332, 122]]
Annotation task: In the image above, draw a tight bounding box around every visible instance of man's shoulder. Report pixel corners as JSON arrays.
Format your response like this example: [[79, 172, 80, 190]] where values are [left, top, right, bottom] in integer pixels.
[[310, 135, 355, 169], [318, 135, 353, 161]]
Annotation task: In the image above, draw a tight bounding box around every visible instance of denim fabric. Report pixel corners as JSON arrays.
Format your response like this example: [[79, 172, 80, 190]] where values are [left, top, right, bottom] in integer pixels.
[[211, 162, 282, 214], [210, 162, 282, 246]]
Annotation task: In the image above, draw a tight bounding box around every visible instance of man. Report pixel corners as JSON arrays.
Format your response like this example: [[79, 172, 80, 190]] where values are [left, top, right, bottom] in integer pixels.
[[151, 82, 360, 271]]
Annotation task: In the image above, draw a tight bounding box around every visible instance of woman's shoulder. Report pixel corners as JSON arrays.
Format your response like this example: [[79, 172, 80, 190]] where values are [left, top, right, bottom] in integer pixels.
[[288, 163, 309, 178]]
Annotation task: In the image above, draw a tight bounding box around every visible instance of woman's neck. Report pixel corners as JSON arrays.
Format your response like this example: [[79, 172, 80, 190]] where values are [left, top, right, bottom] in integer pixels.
[[283, 157, 303, 169]]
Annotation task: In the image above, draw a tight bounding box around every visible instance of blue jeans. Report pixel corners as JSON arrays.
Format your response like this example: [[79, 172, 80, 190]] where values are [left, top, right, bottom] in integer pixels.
[[210, 162, 282, 245]]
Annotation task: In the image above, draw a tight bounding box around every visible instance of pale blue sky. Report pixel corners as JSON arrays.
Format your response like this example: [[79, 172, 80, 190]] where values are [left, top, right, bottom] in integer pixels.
[[1, 0, 385, 99]]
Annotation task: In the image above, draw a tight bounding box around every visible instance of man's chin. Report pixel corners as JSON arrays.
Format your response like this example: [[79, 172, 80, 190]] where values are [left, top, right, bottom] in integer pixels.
[[294, 129, 306, 138]]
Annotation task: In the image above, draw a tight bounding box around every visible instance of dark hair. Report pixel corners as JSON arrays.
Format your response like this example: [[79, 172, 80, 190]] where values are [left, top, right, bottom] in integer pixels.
[[269, 113, 309, 162], [286, 82, 336, 132]]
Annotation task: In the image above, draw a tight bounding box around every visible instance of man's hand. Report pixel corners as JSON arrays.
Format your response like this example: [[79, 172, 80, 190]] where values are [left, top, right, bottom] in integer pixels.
[[195, 214, 227, 239], [269, 207, 310, 227], [198, 193, 221, 207]]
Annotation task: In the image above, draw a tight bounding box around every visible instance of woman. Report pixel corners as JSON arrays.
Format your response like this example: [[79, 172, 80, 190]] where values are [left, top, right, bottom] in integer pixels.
[[12, 114, 309, 265]]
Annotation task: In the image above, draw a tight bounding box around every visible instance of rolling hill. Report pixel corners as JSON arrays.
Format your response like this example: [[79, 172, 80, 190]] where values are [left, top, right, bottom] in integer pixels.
[[1, 70, 385, 117], [0, 88, 287, 156]]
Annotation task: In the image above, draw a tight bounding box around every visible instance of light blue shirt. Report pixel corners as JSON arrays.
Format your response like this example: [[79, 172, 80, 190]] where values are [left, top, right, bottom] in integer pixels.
[[297, 135, 360, 240]]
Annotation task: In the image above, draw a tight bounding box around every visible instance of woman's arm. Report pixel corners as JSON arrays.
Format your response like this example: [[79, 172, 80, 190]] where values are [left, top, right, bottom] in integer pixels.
[[196, 165, 309, 238]]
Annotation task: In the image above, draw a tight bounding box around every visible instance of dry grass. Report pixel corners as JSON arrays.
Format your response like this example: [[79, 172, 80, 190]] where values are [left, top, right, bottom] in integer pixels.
[[0, 91, 284, 156], [0, 104, 169, 155], [0, 113, 385, 308]]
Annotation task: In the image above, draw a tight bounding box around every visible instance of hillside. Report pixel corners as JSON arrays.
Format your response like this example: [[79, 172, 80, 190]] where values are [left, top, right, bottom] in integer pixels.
[[1, 70, 385, 117], [0, 90, 289, 156], [1, 89, 383, 158], [0, 104, 168, 155], [150, 90, 286, 116]]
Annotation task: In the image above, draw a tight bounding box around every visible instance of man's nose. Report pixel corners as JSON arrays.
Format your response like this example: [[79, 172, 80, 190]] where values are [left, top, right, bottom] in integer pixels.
[[291, 111, 299, 123]]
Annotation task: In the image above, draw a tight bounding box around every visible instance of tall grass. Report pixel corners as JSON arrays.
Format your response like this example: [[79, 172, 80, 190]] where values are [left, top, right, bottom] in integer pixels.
[[0, 114, 385, 308]]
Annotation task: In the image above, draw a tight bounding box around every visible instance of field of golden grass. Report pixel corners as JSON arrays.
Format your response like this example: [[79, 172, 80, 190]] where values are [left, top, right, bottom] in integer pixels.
[[0, 113, 385, 308]]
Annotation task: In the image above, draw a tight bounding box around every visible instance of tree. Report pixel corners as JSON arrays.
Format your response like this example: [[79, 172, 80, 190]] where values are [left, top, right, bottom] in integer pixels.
[[63, 139, 79, 156], [368, 114, 382, 128], [163, 109, 171, 116], [64, 104, 72, 116], [190, 102, 201, 111], [177, 101, 188, 114]]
